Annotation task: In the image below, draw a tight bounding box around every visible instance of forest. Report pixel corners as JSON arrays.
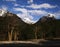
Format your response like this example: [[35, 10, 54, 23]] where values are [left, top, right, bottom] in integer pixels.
[[0, 12, 60, 41]]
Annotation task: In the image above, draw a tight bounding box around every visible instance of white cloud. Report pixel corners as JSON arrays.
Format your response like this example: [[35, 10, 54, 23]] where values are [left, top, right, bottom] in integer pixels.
[[14, 8, 48, 16], [1, 5, 8, 11], [28, 0, 33, 4], [28, 10, 48, 16], [54, 11, 60, 19], [14, 8, 29, 19], [13, 8, 48, 24], [14, 7, 60, 23], [55, 11, 60, 16], [14, 3, 20, 6], [26, 3, 57, 9], [13, 8, 35, 24], [3, 0, 16, 1]]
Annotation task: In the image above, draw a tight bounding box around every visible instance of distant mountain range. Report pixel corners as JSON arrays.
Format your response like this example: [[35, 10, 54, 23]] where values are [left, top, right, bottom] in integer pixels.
[[0, 9, 60, 41]]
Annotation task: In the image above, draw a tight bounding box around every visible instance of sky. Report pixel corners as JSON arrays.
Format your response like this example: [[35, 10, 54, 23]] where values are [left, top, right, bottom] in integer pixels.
[[0, 0, 60, 24]]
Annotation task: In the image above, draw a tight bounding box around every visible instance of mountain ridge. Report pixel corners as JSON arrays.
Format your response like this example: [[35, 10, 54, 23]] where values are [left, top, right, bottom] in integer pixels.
[[0, 10, 60, 41]]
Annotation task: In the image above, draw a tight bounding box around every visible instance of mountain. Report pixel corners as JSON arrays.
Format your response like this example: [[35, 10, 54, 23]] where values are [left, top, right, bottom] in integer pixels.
[[0, 10, 31, 41], [0, 9, 7, 16], [0, 10, 36, 41], [36, 14, 55, 24], [34, 14, 60, 39], [0, 10, 60, 41]]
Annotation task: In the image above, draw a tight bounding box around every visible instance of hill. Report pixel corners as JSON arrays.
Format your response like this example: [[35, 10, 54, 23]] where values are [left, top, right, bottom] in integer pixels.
[[0, 11, 60, 41]]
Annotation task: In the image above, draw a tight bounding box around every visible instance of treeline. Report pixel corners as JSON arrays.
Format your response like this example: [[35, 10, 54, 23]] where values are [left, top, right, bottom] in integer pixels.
[[0, 12, 60, 41]]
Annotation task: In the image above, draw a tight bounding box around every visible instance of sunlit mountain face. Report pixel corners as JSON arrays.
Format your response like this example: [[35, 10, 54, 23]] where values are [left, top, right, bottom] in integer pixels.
[[0, 9, 7, 16], [0, 0, 60, 24]]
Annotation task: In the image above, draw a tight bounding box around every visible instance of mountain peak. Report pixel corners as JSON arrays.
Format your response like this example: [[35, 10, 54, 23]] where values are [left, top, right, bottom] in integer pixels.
[[39, 14, 55, 23], [22, 18, 36, 24], [47, 13, 55, 18], [0, 9, 7, 16]]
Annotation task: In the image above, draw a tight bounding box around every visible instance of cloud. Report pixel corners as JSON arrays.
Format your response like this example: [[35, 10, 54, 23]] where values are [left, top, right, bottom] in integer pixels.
[[28, 10, 48, 16], [14, 3, 20, 6], [17, 13, 35, 24], [14, 7, 60, 21], [26, 3, 57, 9], [28, 0, 33, 4], [54, 11, 60, 19], [3, 0, 16, 1], [1, 5, 8, 11], [13, 8, 35, 24], [13, 7, 48, 24], [13, 8, 29, 19], [14, 3, 25, 7]]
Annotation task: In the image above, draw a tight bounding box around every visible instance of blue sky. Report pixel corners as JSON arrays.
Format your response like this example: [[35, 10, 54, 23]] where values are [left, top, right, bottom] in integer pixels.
[[0, 0, 60, 24]]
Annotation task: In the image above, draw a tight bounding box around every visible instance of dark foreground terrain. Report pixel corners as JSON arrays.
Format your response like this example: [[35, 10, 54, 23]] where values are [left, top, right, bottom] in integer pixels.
[[0, 40, 60, 47], [0, 43, 60, 47]]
